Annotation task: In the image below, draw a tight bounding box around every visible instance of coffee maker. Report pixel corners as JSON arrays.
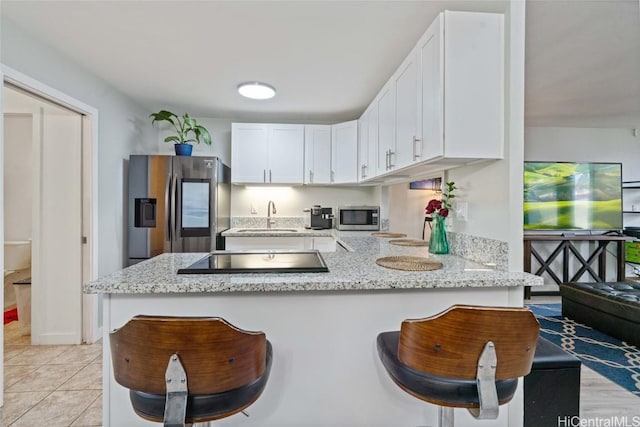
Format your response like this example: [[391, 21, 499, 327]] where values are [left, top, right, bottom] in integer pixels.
[[307, 205, 334, 229]]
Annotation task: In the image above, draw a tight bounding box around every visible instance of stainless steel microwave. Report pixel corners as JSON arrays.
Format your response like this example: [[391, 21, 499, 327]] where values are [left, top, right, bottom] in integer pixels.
[[336, 206, 380, 230]]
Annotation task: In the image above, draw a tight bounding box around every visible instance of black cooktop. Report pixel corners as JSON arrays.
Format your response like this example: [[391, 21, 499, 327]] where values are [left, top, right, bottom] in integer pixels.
[[177, 250, 329, 274]]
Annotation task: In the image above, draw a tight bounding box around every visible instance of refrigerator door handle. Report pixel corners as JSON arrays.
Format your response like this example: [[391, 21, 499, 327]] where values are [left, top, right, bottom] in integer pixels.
[[165, 173, 172, 241], [171, 173, 178, 240]]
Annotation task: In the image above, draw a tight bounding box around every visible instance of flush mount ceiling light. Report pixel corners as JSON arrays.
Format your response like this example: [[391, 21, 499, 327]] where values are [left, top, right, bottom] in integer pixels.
[[237, 82, 276, 100]]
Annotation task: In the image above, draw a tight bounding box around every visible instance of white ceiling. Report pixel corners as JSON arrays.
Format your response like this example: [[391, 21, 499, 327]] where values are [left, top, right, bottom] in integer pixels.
[[2, 0, 639, 127]]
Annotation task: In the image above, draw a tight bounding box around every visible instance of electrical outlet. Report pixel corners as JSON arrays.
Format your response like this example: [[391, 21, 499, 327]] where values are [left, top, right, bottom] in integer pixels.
[[250, 203, 257, 215]]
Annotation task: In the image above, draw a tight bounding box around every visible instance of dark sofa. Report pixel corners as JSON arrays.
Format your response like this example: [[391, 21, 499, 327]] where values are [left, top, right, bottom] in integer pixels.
[[559, 281, 640, 348]]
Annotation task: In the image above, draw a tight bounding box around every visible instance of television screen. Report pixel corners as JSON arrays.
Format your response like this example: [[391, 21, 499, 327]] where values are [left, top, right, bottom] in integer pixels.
[[524, 162, 622, 231]]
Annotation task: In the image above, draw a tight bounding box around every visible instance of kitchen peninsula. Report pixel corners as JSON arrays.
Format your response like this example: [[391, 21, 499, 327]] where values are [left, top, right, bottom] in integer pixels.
[[87, 232, 542, 427]]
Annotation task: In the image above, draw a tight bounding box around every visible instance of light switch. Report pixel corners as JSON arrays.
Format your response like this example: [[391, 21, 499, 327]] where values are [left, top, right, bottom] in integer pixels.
[[456, 202, 468, 221]]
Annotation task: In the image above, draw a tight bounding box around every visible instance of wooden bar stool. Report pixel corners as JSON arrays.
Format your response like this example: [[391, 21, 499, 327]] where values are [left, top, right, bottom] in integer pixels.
[[110, 316, 272, 427], [377, 305, 539, 427]]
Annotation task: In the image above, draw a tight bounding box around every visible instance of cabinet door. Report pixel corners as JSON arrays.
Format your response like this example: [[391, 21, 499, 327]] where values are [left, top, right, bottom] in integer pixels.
[[231, 123, 269, 183], [394, 50, 419, 169], [304, 125, 332, 184], [367, 102, 379, 178], [419, 14, 444, 161], [311, 237, 337, 252], [358, 111, 369, 181], [267, 124, 304, 184], [377, 83, 396, 172], [226, 237, 305, 250], [331, 120, 358, 184], [443, 11, 503, 159]]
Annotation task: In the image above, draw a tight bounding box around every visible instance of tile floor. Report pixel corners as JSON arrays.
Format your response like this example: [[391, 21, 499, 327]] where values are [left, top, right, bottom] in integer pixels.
[[2, 321, 102, 426]]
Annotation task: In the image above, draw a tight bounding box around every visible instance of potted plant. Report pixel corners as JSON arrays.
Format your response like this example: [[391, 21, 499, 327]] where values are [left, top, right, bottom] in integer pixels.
[[149, 110, 212, 156]]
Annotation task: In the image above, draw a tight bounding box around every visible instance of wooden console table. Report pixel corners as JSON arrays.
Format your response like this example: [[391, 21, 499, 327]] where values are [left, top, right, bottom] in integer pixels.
[[523, 234, 628, 297]]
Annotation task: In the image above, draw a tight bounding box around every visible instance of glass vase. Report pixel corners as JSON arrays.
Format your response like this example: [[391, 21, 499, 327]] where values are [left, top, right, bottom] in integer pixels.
[[428, 215, 449, 254]]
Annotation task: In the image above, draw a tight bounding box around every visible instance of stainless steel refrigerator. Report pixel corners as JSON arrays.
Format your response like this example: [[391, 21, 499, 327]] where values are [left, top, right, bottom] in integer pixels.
[[127, 155, 230, 265]]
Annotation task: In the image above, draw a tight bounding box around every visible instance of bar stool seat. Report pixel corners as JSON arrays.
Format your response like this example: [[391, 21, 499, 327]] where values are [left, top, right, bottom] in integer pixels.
[[110, 316, 272, 426], [377, 305, 539, 427]]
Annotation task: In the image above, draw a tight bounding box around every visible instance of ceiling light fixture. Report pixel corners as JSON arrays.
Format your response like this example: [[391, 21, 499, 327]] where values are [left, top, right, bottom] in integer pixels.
[[237, 82, 276, 100]]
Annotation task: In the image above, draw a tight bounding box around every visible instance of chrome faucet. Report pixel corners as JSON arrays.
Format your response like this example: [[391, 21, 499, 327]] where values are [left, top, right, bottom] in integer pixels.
[[267, 200, 277, 229]]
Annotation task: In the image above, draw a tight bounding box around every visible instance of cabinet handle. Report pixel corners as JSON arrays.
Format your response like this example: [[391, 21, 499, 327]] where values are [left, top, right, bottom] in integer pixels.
[[269, 169, 272, 183], [388, 150, 395, 169], [331, 170, 335, 183], [385, 150, 389, 170], [413, 136, 421, 160], [310, 170, 314, 183], [263, 169, 266, 183]]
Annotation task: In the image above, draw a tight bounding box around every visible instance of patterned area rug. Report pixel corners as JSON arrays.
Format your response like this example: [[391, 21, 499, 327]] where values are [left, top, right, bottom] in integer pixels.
[[528, 303, 640, 397]]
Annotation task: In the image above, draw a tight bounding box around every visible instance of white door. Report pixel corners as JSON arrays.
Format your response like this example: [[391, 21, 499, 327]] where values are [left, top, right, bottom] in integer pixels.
[[377, 83, 396, 173], [394, 50, 419, 168], [304, 125, 331, 184], [367, 102, 379, 178], [33, 105, 83, 344], [357, 112, 369, 181], [267, 124, 304, 184], [331, 120, 358, 184], [231, 123, 268, 183], [419, 14, 445, 161]]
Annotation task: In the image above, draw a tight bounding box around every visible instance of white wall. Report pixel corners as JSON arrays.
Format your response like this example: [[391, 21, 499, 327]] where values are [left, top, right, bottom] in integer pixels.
[[231, 185, 380, 217], [387, 183, 438, 239], [525, 126, 640, 179], [1, 17, 157, 275], [3, 113, 32, 242], [154, 117, 232, 165]]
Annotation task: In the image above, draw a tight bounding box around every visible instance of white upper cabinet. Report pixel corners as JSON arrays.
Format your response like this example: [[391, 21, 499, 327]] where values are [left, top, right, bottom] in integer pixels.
[[377, 82, 396, 173], [304, 125, 332, 184], [362, 10, 503, 181], [232, 123, 304, 184], [358, 111, 369, 181], [394, 49, 420, 169], [366, 102, 379, 179], [420, 11, 504, 162], [231, 123, 269, 183], [331, 120, 358, 184]]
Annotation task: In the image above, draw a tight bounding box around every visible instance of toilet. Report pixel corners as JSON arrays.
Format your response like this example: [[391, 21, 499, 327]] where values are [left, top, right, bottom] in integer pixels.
[[5, 240, 32, 335], [4, 239, 32, 275]]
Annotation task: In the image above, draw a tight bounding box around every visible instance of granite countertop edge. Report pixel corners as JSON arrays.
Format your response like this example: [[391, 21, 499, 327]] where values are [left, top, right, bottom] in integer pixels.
[[86, 232, 544, 294]]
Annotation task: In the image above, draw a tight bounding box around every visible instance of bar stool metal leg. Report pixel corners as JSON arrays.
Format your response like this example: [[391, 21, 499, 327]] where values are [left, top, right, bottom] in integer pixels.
[[438, 407, 454, 427]]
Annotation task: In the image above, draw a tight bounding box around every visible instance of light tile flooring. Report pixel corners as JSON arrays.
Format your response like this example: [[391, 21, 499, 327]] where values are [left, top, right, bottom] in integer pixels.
[[1, 298, 638, 426], [2, 321, 102, 426]]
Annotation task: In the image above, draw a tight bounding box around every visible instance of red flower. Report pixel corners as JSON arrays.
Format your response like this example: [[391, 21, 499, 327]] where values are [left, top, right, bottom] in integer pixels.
[[424, 182, 457, 219], [425, 199, 442, 214]]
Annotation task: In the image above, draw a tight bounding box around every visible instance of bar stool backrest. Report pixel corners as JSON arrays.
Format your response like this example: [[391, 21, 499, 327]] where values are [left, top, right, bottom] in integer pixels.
[[398, 305, 539, 380], [110, 316, 267, 395]]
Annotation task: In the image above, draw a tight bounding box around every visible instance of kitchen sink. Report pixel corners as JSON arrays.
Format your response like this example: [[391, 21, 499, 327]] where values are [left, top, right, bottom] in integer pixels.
[[236, 228, 298, 233]]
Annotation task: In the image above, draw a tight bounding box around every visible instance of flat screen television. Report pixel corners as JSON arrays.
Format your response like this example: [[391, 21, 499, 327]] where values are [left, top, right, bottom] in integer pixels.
[[524, 161, 623, 231]]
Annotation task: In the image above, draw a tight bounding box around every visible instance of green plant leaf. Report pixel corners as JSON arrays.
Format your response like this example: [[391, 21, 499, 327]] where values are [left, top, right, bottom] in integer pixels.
[[195, 125, 212, 145], [164, 136, 181, 143]]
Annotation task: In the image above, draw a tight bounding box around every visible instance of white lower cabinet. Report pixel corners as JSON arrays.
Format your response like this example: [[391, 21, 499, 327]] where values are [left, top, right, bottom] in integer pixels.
[[225, 236, 336, 252], [305, 237, 337, 252]]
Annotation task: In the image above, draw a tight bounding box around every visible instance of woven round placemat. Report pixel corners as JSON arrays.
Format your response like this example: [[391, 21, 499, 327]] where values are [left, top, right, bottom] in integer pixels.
[[371, 232, 407, 238], [375, 256, 443, 271], [388, 239, 429, 247]]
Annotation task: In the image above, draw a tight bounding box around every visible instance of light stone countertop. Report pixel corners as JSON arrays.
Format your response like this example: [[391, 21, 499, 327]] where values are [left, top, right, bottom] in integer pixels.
[[85, 231, 543, 294]]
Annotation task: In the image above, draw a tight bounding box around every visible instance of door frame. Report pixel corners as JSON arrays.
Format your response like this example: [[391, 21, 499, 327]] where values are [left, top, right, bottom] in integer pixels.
[[0, 64, 100, 345]]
